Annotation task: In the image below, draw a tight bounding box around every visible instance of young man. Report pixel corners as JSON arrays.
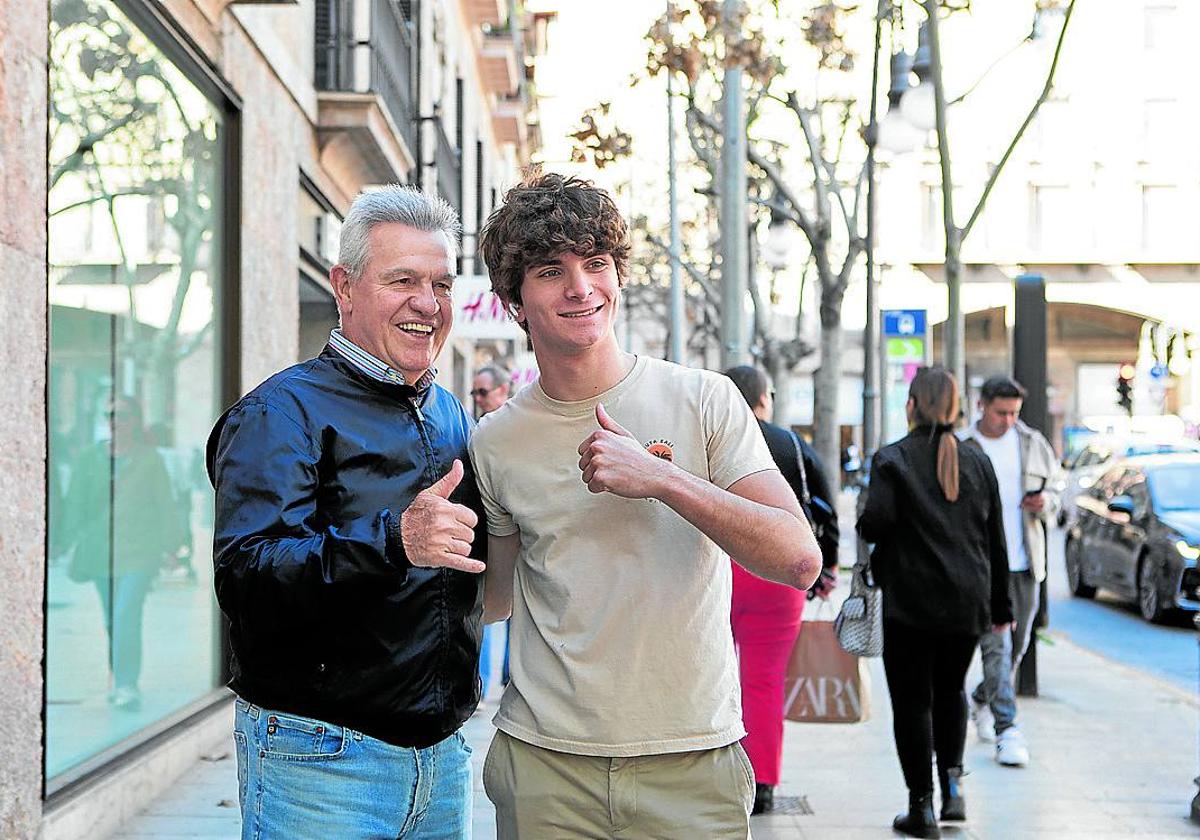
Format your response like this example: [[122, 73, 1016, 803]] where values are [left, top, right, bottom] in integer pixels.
[[207, 186, 485, 838], [471, 173, 821, 838], [958, 375, 1061, 767]]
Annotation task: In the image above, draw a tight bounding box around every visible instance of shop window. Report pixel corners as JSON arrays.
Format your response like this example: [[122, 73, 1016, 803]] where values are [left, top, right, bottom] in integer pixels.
[[47, 0, 227, 785]]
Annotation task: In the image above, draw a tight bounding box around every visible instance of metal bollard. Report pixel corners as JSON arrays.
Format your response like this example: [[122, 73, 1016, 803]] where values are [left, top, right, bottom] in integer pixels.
[[1192, 612, 1200, 825]]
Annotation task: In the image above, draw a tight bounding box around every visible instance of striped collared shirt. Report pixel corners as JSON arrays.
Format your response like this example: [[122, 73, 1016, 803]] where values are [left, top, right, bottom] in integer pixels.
[[328, 329, 436, 392]]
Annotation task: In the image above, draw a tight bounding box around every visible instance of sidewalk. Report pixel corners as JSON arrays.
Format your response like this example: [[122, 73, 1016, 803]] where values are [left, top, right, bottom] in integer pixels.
[[111, 625, 1200, 839], [111, 489, 1200, 837]]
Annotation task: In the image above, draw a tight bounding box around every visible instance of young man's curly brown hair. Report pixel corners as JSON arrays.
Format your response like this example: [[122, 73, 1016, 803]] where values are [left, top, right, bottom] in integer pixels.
[[478, 172, 630, 330]]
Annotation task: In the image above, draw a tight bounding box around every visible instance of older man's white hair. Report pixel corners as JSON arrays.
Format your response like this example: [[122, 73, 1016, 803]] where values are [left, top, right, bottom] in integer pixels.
[[337, 185, 461, 279]]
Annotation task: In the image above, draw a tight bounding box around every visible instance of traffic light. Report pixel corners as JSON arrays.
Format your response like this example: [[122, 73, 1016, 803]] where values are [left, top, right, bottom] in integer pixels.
[[1116, 363, 1135, 416]]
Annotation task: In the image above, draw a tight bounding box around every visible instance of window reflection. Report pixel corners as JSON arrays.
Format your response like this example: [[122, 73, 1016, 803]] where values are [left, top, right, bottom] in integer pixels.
[[47, 0, 224, 782]]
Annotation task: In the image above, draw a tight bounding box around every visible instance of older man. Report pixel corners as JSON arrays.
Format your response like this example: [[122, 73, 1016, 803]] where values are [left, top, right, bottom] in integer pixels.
[[471, 364, 512, 417], [207, 186, 485, 839]]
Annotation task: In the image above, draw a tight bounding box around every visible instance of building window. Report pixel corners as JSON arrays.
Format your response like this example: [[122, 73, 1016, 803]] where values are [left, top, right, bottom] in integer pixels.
[[1028, 184, 1074, 253], [298, 178, 341, 268], [1141, 185, 1182, 253], [1033, 97, 1072, 155], [298, 178, 342, 360], [1144, 4, 1177, 51], [1142, 99, 1178, 161], [47, 0, 228, 784], [921, 184, 940, 251]]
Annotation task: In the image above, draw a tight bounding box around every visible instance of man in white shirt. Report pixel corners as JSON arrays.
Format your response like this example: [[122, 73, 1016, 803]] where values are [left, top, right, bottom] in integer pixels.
[[471, 173, 821, 838], [959, 375, 1061, 768]]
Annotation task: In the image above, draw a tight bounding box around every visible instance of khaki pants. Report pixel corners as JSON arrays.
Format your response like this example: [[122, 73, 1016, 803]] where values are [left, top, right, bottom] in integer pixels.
[[483, 730, 754, 839]]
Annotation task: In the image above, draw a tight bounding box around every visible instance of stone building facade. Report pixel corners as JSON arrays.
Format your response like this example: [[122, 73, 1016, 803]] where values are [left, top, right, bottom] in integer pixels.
[[0, 0, 546, 835]]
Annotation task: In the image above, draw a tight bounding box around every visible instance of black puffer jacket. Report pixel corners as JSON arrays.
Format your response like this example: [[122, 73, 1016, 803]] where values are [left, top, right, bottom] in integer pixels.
[[206, 346, 485, 748], [857, 426, 1013, 635]]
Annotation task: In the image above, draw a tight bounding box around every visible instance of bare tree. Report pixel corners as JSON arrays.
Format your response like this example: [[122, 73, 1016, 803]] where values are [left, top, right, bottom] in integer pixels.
[[639, 0, 868, 472], [924, 0, 1078, 385]]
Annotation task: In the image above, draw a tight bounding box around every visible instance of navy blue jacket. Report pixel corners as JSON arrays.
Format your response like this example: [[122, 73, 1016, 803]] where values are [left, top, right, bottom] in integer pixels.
[[206, 347, 485, 748]]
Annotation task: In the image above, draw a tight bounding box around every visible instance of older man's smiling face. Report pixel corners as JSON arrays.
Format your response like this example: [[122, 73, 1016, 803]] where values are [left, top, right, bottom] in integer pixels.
[[333, 223, 456, 383]]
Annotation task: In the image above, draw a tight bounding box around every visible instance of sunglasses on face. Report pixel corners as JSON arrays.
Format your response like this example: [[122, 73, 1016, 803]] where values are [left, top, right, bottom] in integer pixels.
[[470, 387, 496, 398]]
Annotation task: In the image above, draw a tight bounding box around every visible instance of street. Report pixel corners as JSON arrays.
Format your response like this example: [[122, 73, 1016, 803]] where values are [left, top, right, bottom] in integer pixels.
[[1045, 526, 1198, 693]]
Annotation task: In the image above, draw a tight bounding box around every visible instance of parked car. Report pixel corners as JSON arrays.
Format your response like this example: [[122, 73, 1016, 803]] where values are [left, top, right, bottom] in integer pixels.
[[1058, 437, 1200, 527], [1065, 453, 1200, 622]]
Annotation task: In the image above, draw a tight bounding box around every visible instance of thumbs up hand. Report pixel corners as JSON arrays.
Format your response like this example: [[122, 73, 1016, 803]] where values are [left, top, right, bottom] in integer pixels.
[[400, 459, 484, 573], [577, 404, 671, 498]]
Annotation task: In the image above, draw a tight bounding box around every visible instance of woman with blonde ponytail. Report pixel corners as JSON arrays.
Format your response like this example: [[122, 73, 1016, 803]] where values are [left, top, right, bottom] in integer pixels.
[[857, 367, 1012, 838]]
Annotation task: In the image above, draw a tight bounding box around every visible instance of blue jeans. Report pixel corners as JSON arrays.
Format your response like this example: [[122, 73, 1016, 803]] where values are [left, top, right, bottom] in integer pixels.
[[972, 570, 1040, 735], [233, 699, 472, 839], [478, 621, 510, 693], [93, 571, 155, 690]]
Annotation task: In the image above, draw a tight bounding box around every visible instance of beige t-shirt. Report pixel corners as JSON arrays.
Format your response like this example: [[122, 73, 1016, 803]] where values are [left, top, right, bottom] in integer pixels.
[[469, 356, 777, 757]]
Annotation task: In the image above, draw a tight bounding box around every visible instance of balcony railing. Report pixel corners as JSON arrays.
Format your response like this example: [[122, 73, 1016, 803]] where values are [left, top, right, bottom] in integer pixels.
[[434, 117, 462, 220], [315, 0, 420, 161]]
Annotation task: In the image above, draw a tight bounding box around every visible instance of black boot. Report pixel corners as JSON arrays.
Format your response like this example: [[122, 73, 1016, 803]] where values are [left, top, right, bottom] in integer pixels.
[[893, 792, 941, 838], [938, 766, 966, 822], [752, 783, 774, 815]]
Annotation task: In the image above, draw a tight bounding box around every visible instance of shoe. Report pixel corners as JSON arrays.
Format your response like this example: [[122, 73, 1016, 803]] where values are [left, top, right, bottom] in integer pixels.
[[995, 728, 1029, 767], [752, 783, 774, 815], [938, 766, 966, 822], [110, 687, 141, 710], [893, 793, 941, 838], [970, 697, 995, 743]]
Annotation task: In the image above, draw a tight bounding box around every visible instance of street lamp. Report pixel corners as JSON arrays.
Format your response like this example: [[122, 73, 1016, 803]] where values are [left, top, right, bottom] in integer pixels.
[[877, 50, 925, 155], [762, 211, 799, 274], [899, 21, 937, 131]]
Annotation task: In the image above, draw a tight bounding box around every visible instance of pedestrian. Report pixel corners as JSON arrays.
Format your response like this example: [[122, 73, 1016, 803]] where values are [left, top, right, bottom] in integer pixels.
[[207, 186, 486, 839], [723, 365, 839, 814], [958, 374, 1060, 766], [471, 363, 514, 696], [471, 172, 822, 838], [471, 363, 512, 418], [61, 397, 185, 710], [857, 366, 1012, 838]]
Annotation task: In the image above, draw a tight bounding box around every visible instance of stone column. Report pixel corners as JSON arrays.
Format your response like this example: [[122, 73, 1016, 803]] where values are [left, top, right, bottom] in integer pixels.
[[0, 0, 49, 835]]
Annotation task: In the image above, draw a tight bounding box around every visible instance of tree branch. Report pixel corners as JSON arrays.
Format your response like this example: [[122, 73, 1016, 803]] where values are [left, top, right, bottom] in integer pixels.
[[960, 0, 1077, 242], [644, 230, 721, 311], [690, 105, 819, 239], [683, 101, 720, 179], [50, 109, 143, 189], [50, 187, 167, 217], [927, 0, 959, 243], [787, 93, 832, 230]]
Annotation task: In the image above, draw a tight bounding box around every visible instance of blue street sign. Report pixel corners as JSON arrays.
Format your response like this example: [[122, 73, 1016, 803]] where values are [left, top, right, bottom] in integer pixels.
[[883, 309, 927, 337]]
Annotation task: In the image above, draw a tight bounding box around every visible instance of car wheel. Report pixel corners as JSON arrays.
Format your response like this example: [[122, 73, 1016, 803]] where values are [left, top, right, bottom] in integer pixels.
[[1065, 536, 1096, 599], [1138, 557, 1165, 623]]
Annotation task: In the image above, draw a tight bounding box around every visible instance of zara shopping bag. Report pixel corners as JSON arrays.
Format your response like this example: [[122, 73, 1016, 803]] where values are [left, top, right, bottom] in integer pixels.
[[783, 620, 870, 724]]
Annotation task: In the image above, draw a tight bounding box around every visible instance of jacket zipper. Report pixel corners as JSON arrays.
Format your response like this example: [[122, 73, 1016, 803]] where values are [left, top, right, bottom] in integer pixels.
[[406, 394, 451, 712]]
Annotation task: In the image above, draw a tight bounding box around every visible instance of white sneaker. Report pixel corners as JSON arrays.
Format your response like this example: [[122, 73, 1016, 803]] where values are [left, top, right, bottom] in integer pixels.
[[971, 698, 995, 743], [110, 687, 141, 710], [995, 728, 1029, 767]]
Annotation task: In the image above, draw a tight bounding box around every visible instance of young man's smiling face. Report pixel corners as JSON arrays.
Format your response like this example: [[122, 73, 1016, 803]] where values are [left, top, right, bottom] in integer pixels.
[[332, 223, 456, 383], [516, 251, 621, 356]]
